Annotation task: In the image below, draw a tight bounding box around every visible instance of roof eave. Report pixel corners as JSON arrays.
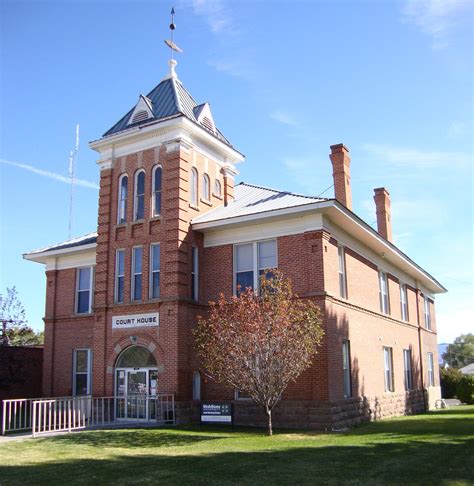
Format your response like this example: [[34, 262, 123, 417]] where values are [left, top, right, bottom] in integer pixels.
[[23, 242, 97, 263]]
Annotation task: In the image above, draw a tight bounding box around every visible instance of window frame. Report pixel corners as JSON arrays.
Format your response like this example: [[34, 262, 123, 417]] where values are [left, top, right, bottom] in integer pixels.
[[424, 296, 432, 330], [115, 249, 125, 303], [192, 371, 201, 401], [427, 352, 435, 386], [72, 348, 92, 396], [134, 169, 146, 221], [234, 389, 252, 401], [379, 271, 390, 315], [342, 340, 352, 398], [233, 239, 278, 295], [117, 173, 128, 224], [214, 179, 222, 198], [190, 167, 198, 206], [400, 283, 409, 321], [202, 173, 211, 202], [383, 346, 394, 392], [131, 246, 143, 302], [151, 165, 163, 218], [75, 266, 94, 314], [403, 348, 413, 391], [149, 243, 161, 300], [338, 246, 348, 299], [191, 246, 199, 301]]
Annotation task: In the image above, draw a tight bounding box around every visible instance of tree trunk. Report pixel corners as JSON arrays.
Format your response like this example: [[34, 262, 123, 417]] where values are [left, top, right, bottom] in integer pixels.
[[266, 406, 273, 436]]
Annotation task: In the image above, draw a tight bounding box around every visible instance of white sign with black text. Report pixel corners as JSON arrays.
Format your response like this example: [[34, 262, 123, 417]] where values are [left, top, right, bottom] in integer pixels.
[[112, 313, 159, 329]]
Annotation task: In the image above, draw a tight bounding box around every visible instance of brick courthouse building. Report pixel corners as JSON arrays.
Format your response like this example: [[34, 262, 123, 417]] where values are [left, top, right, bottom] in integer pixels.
[[25, 59, 446, 428]]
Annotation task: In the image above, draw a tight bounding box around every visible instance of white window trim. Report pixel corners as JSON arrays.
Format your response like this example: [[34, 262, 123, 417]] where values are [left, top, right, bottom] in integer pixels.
[[117, 173, 128, 224], [400, 283, 408, 321], [192, 371, 201, 401], [134, 169, 146, 221], [403, 348, 413, 391], [151, 165, 163, 217], [213, 179, 222, 198], [338, 246, 348, 299], [342, 340, 352, 398], [190, 167, 198, 206], [115, 249, 125, 303], [383, 346, 394, 392], [424, 296, 432, 330], [192, 246, 199, 301], [131, 246, 143, 302], [427, 352, 435, 387], [233, 239, 278, 295], [202, 173, 211, 202], [379, 271, 390, 315], [149, 243, 160, 300], [72, 348, 92, 396], [75, 266, 94, 314], [234, 389, 252, 401]]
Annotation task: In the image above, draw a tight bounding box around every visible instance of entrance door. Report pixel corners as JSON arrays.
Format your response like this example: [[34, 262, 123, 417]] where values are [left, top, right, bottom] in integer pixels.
[[115, 368, 157, 420]]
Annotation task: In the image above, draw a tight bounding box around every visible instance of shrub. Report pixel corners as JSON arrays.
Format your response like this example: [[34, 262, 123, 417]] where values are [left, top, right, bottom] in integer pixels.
[[440, 367, 463, 398], [456, 375, 474, 405]]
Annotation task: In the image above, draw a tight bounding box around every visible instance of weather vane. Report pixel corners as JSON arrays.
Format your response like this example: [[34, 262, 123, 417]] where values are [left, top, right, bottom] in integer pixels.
[[164, 7, 183, 59]]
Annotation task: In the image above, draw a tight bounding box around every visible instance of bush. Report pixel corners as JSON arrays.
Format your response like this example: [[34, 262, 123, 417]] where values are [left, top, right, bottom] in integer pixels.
[[440, 367, 463, 398], [456, 375, 474, 404]]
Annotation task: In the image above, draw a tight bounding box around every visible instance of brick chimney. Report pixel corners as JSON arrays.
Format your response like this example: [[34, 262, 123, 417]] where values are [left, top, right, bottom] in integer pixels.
[[373, 187, 392, 242], [329, 143, 352, 210]]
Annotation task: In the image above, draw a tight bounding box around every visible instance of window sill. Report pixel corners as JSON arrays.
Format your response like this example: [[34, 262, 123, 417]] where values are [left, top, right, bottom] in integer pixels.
[[73, 312, 94, 317], [149, 215, 162, 222], [200, 198, 212, 207], [132, 219, 145, 225], [189, 203, 200, 211], [212, 193, 223, 200], [115, 223, 128, 229]]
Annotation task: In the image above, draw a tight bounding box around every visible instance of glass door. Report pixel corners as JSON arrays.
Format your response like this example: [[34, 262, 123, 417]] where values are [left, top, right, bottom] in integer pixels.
[[127, 370, 147, 419]]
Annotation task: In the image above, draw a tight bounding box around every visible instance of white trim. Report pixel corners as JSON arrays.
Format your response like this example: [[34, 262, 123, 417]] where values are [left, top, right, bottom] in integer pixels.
[[75, 266, 94, 315], [149, 243, 161, 300], [191, 246, 199, 301], [151, 165, 163, 217], [72, 348, 92, 396], [115, 249, 126, 303], [131, 246, 143, 302], [117, 173, 129, 224], [202, 173, 211, 202], [133, 169, 146, 221], [127, 95, 154, 126], [190, 167, 198, 206]]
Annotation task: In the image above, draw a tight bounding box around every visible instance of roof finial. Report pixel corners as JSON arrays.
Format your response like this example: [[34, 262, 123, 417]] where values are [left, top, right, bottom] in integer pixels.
[[164, 7, 183, 79]]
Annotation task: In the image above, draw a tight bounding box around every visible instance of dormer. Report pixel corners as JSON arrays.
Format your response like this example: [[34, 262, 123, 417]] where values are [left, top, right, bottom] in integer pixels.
[[128, 95, 154, 126], [193, 102, 216, 135]]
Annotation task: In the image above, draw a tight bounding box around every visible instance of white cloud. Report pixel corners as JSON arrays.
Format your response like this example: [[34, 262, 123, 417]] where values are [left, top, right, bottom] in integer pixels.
[[0, 158, 100, 189], [401, 0, 472, 49], [269, 110, 298, 127], [187, 0, 236, 35], [361, 143, 470, 170]]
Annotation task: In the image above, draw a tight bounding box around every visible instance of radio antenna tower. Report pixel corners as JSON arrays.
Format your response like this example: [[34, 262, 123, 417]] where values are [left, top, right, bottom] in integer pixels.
[[68, 124, 80, 239]]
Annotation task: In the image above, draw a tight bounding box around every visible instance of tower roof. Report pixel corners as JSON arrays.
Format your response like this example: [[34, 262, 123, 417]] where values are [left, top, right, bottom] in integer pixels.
[[102, 67, 233, 148]]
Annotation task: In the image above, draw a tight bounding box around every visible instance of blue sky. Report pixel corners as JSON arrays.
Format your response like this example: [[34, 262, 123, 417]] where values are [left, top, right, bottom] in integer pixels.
[[1, 0, 472, 343]]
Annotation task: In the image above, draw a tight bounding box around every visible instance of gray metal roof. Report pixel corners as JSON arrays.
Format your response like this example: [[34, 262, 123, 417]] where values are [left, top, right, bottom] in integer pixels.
[[25, 232, 98, 256], [192, 182, 329, 225], [102, 77, 233, 147]]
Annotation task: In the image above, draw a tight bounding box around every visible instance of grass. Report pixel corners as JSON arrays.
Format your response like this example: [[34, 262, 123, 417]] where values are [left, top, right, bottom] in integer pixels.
[[1, 406, 473, 485]]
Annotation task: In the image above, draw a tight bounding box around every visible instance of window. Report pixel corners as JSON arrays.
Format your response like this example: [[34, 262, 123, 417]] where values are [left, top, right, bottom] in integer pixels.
[[152, 166, 162, 217], [73, 349, 91, 396], [235, 389, 252, 400], [115, 249, 125, 303], [338, 246, 347, 299], [400, 283, 408, 321], [424, 296, 432, 330], [383, 346, 394, 392], [190, 167, 198, 205], [134, 170, 145, 220], [191, 246, 198, 301], [149, 243, 160, 299], [76, 267, 93, 314], [379, 271, 390, 315], [131, 246, 143, 301], [427, 352, 435, 386], [234, 240, 277, 295], [192, 371, 201, 400], [117, 174, 128, 224], [214, 179, 222, 197], [202, 174, 210, 201], [403, 349, 413, 391], [342, 340, 352, 398]]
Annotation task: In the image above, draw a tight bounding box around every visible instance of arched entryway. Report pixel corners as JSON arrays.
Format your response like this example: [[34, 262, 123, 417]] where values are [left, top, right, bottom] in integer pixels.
[[115, 345, 158, 420]]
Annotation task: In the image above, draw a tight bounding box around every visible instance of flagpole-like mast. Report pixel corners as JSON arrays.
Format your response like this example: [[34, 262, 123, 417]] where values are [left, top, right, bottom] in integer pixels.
[[68, 124, 79, 239]]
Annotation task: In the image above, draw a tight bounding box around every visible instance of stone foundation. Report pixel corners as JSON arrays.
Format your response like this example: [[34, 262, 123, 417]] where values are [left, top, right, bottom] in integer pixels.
[[175, 390, 427, 430]]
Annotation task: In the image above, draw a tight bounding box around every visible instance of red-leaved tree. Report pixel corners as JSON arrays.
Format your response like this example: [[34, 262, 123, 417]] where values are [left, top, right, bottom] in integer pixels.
[[194, 271, 324, 435]]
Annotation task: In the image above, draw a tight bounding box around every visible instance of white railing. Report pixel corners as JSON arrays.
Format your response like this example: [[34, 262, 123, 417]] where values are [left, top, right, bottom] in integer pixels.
[[2, 395, 175, 436]]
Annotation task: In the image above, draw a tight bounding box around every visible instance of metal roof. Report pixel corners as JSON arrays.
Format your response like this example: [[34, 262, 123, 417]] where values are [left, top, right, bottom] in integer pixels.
[[25, 232, 98, 256], [102, 77, 233, 147], [192, 183, 329, 224]]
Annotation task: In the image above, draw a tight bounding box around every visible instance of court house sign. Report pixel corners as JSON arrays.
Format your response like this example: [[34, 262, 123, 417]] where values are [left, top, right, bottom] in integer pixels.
[[112, 313, 159, 329]]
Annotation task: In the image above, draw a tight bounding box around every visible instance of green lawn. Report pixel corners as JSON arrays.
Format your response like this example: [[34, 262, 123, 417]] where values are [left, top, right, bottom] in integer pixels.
[[1, 406, 473, 485]]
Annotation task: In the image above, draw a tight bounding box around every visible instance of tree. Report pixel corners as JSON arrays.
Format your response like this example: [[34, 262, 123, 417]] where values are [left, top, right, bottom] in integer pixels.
[[442, 334, 474, 369], [0, 286, 43, 346], [194, 271, 324, 435]]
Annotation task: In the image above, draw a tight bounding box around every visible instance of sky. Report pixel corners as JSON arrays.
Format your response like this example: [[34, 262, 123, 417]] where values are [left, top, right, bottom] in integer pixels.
[[0, 0, 472, 343]]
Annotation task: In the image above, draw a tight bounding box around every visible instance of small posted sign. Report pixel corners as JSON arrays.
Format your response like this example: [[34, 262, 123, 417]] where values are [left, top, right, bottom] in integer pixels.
[[200, 403, 233, 425]]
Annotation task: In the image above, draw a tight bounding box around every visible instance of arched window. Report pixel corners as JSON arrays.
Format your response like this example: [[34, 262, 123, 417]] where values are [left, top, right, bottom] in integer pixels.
[[116, 345, 157, 368], [117, 174, 128, 224], [152, 165, 162, 217], [190, 167, 198, 206], [134, 170, 145, 220], [202, 174, 210, 201], [192, 371, 201, 400], [214, 179, 222, 198]]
